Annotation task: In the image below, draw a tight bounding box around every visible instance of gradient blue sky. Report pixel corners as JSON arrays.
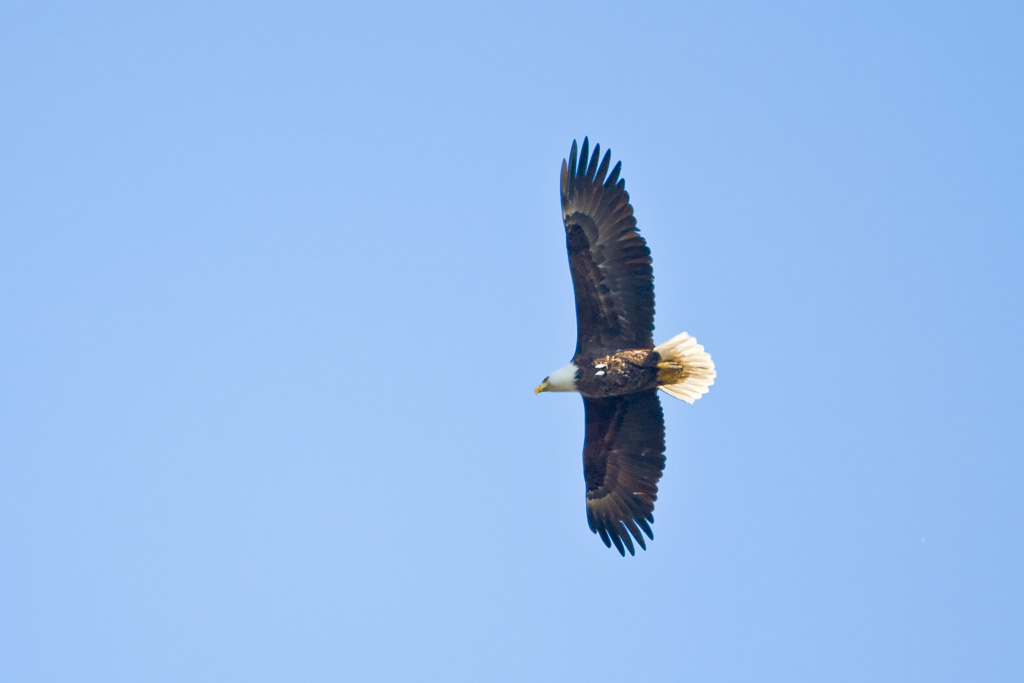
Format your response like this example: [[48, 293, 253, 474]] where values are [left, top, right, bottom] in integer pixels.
[[2, 2, 1022, 681]]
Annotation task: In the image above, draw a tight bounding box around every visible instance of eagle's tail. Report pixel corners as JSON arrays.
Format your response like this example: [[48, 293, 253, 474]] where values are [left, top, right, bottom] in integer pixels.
[[654, 332, 716, 404]]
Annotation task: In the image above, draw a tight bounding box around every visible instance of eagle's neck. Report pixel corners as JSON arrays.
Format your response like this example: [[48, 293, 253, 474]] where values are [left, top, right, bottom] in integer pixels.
[[547, 362, 580, 392]]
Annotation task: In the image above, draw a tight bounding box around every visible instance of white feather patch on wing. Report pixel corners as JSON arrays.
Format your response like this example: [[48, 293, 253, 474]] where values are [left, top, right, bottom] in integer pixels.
[[654, 332, 716, 404]]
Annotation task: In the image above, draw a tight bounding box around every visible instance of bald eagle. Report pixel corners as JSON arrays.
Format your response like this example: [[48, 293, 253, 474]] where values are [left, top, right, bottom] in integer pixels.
[[535, 138, 715, 556]]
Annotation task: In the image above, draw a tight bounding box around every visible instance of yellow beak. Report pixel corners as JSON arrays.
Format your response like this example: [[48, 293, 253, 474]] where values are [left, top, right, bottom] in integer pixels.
[[534, 379, 549, 394]]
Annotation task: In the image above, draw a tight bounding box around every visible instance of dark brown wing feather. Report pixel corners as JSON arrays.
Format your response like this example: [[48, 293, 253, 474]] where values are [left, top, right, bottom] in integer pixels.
[[582, 390, 666, 556], [562, 138, 655, 361]]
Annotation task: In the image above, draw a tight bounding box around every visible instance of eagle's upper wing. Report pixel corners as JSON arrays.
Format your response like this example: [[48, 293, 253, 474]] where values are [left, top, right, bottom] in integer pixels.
[[562, 138, 655, 361], [582, 390, 666, 556]]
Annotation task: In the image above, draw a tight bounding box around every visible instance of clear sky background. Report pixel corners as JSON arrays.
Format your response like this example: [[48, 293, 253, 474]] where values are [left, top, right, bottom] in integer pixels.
[[2, 2, 1022, 681]]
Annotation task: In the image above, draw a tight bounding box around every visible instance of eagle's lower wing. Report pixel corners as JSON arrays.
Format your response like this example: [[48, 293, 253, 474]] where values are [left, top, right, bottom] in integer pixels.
[[582, 390, 666, 556], [562, 138, 655, 361]]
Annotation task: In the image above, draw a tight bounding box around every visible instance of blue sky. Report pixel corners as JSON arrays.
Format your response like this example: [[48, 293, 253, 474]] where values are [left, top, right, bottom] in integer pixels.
[[2, 2, 1022, 681]]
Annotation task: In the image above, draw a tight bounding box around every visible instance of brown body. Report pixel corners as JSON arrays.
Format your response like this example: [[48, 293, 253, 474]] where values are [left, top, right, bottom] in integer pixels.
[[575, 349, 662, 397]]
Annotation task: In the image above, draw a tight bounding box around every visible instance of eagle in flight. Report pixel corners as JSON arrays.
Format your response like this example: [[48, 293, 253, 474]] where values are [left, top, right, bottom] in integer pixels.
[[535, 138, 715, 556]]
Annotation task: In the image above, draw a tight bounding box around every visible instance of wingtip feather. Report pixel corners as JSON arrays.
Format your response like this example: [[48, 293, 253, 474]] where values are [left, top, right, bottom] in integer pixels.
[[568, 140, 578, 183]]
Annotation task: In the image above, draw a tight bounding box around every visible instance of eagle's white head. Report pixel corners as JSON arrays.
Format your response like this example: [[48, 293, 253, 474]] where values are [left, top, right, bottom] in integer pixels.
[[534, 362, 579, 394]]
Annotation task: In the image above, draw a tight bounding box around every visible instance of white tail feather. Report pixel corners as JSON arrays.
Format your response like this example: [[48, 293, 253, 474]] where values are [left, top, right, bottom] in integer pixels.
[[654, 332, 716, 404]]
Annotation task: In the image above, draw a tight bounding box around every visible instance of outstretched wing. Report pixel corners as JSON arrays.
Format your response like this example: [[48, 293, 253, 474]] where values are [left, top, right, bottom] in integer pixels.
[[582, 390, 666, 556], [562, 138, 655, 361]]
